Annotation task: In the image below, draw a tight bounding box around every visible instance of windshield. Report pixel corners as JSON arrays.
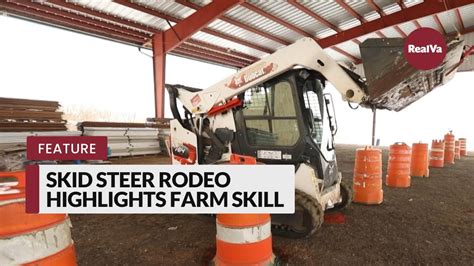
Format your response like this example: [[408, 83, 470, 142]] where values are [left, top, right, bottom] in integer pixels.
[[243, 80, 300, 147]]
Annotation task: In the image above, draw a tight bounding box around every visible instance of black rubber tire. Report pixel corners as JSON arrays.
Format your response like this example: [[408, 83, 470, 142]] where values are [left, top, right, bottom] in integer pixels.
[[330, 180, 352, 211], [272, 189, 324, 238]]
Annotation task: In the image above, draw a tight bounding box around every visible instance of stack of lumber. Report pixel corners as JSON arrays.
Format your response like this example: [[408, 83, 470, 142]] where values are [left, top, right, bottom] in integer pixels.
[[79, 121, 165, 157], [0, 97, 66, 131]]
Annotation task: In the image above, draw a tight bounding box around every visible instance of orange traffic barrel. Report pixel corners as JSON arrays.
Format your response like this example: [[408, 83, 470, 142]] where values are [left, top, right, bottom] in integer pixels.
[[214, 154, 275, 265], [455, 140, 461, 159], [444, 132, 455, 164], [215, 214, 274, 265], [411, 142, 429, 177], [353, 146, 383, 205], [429, 140, 445, 168], [386, 142, 411, 188], [459, 138, 467, 156], [0, 171, 77, 266]]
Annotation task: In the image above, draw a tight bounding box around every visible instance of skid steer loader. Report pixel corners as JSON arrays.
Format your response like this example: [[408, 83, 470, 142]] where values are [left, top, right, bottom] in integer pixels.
[[166, 37, 464, 238]]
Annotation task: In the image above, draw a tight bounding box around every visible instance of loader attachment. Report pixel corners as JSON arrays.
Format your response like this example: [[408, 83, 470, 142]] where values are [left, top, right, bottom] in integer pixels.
[[360, 37, 464, 111]]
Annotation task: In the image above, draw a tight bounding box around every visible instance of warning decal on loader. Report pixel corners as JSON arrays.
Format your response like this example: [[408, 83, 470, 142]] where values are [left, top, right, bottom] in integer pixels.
[[257, 150, 282, 160]]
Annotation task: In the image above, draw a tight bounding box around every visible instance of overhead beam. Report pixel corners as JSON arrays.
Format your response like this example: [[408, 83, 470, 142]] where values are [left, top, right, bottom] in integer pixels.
[[454, 9, 465, 32], [175, 0, 290, 46], [366, 0, 392, 37], [413, 20, 422, 29], [113, 0, 272, 54], [46, 1, 255, 65], [154, 0, 242, 53], [150, 0, 242, 118], [318, 0, 472, 48], [433, 14, 447, 35], [186, 39, 259, 63], [394, 25, 407, 37], [334, 0, 364, 22]]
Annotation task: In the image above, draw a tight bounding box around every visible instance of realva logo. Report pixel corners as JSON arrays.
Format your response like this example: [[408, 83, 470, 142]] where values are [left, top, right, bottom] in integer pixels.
[[403, 27, 447, 70], [407, 44, 443, 54]]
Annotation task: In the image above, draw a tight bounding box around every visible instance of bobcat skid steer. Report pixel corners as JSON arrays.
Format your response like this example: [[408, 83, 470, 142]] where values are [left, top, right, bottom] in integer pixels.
[[166, 37, 464, 238]]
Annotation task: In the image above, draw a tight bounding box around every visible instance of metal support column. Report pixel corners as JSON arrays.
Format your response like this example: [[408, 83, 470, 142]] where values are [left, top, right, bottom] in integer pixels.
[[371, 107, 377, 146], [152, 33, 166, 119]]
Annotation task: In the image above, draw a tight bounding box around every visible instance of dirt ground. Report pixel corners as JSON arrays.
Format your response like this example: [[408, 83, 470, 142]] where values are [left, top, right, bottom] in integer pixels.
[[70, 145, 474, 265]]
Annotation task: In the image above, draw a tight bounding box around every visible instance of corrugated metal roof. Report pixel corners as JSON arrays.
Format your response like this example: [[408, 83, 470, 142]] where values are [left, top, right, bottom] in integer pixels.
[[206, 19, 283, 50], [249, 1, 327, 37], [301, 1, 354, 29], [459, 4, 474, 28], [192, 31, 269, 58], [78, 0, 168, 30], [225, 5, 301, 42], [0, 0, 472, 71]]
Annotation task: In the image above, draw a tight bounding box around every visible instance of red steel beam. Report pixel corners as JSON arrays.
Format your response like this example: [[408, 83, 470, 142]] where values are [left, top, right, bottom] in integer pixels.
[[455, 8, 465, 32], [46, 0, 157, 35], [173, 48, 243, 68], [151, 0, 242, 118], [433, 14, 447, 35], [366, 0, 391, 37], [375, 31, 386, 38], [113, 0, 273, 54], [175, 0, 290, 45], [397, 0, 407, 10], [180, 43, 250, 66], [12, 0, 149, 41], [393, 25, 407, 37], [413, 20, 422, 29], [152, 35, 166, 119], [154, 0, 242, 53], [185, 39, 258, 63], [335, 0, 364, 22], [0, 1, 145, 45], [330, 46, 361, 63], [178, 45, 247, 67], [318, 0, 472, 48]]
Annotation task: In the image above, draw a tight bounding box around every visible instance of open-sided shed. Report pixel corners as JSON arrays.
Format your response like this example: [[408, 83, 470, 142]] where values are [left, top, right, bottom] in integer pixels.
[[1, 0, 473, 117]]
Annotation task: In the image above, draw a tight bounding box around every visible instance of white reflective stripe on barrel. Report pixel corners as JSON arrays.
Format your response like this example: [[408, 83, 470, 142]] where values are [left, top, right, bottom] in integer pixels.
[[0, 219, 73, 265], [216, 221, 271, 244]]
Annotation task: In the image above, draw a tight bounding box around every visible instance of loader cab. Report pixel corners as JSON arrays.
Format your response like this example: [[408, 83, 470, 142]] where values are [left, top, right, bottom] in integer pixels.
[[233, 69, 339, 186]]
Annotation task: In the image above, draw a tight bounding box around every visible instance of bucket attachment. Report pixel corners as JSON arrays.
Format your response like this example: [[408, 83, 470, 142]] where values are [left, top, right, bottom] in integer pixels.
[[360, 37, 464, 111]]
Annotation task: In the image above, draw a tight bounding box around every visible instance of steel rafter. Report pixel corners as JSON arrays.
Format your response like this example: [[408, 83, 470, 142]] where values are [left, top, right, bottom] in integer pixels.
[[433, 14, 447, 35], [318, 0, 472, 48], [175, 0, 290, 46], [113, 0, 273, 54]]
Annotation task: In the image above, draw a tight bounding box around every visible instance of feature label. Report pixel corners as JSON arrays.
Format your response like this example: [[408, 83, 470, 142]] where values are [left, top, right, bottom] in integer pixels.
[[27, 136, 108, 160]]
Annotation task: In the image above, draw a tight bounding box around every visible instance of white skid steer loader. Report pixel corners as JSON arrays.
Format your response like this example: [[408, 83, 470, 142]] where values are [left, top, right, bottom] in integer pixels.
[[166, 37, 465, 238]]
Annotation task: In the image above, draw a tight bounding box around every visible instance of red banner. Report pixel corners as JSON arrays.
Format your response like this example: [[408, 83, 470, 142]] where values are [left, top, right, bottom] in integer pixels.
[[27, 136, 108, 160]]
